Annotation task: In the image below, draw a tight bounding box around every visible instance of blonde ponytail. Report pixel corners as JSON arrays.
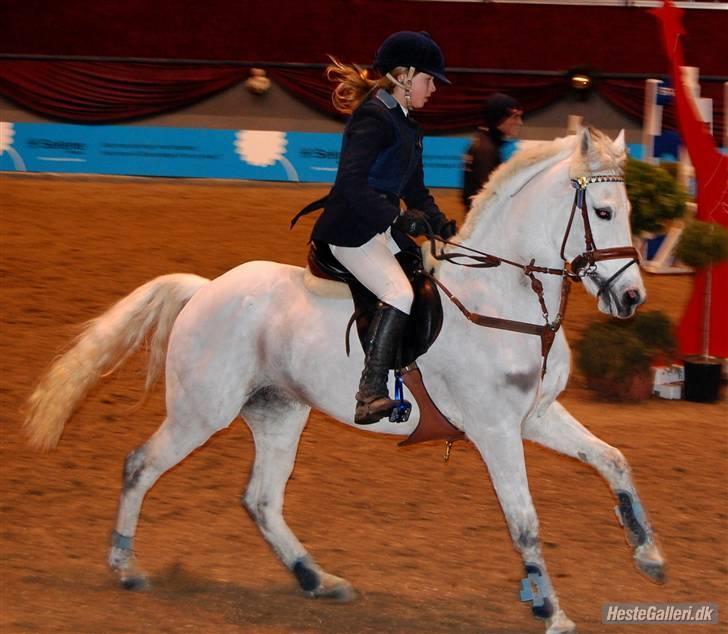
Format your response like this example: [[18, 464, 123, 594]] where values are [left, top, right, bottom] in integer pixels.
[[326, 56, 400, 115]]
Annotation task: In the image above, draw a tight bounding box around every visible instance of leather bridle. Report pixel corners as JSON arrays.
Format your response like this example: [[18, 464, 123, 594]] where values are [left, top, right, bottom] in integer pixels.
[[561, 175, 640, 295], [426, 173, 640, 377]]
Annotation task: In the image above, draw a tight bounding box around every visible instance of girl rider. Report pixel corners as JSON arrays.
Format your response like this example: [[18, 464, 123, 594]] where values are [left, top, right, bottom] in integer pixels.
[[305, 31, 457, 425]]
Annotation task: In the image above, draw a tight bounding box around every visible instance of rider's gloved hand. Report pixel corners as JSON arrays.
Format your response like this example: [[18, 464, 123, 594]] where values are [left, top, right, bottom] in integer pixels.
[[430, 213, 457, 240], [393, 208, 430, 237], [437, 219, 457, 240]]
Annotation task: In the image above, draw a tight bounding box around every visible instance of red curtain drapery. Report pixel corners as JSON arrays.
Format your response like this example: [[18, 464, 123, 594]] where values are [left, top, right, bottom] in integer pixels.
[[0, 60, 248, 122], [3, 2, 723, 77]]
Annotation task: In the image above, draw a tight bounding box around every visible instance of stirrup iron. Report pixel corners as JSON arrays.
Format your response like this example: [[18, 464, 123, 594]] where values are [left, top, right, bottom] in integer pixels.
[[389, 370, 411, 422]]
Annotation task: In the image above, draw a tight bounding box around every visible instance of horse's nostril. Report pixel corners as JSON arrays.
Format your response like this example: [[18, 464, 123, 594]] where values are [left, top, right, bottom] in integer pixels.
[[624, 289, 641, 307]]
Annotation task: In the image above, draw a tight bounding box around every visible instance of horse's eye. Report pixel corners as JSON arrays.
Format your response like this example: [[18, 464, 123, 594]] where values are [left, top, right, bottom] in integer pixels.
[[595, 207, 612, 220]]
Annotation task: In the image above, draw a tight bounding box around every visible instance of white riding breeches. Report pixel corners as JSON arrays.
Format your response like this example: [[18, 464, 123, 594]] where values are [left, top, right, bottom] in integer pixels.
[[330, 229, 414, 315]]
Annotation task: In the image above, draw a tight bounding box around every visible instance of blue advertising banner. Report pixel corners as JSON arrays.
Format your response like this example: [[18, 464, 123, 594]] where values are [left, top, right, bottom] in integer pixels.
[[0, 122, 471, 188]]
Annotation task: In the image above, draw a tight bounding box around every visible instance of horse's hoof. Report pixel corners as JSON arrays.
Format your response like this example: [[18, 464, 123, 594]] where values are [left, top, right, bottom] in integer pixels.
[[109, 551, 150, 592], [306, 572, 357, 602], [634, 543, 667, 584], [635, 558, 667, 584], [545, 610, 576, 634], [120, 573, 150, 591]]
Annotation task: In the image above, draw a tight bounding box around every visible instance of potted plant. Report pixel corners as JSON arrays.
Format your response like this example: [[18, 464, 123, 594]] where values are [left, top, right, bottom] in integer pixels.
[[674, 219, 728, 402], [575, 311, 677, 402], [625, 158, 688, 239]]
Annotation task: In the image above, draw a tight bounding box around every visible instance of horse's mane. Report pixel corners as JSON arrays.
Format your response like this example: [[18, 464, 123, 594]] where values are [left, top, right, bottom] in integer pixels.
[[461, 128, 624, 240]]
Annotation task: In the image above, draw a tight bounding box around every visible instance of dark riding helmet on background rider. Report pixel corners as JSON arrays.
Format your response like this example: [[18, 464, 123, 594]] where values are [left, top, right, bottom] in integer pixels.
[[373, 31, 451, 85], [483, 93, 523, 131]]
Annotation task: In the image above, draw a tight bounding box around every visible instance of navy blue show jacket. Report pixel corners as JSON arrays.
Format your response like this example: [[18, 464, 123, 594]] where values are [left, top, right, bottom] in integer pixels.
[[310, 89, 444, 248]]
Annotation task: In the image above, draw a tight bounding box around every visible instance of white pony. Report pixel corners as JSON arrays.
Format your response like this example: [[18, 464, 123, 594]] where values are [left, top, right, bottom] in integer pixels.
[[25, 128, 665, 634]]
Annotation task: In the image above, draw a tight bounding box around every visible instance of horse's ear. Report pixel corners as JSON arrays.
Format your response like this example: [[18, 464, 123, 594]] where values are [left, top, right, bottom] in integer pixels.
[[613, 129, 626, 155], [579, 127, 592, 156], [569, 127, 595, 178]]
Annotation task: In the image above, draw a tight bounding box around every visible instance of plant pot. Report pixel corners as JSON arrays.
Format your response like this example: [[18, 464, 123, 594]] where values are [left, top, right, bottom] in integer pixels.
[[683, 355, 723, 403], [588, 371, 653, 402]]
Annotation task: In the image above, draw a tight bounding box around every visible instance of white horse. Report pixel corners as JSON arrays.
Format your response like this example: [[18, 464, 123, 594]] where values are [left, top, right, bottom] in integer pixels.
[[25, 128, 665, 634]]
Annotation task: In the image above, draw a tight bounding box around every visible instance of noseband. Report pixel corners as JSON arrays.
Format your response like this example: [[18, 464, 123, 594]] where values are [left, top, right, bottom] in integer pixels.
[[561, 175, 640, 295]]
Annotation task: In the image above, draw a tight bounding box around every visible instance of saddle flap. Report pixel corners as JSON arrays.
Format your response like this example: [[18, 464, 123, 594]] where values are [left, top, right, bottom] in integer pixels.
[[400, 272, 442, 366]]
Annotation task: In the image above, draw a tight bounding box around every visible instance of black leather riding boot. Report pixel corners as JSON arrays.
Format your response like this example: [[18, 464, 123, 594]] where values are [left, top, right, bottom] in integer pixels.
[[354, 303, 408, 425]]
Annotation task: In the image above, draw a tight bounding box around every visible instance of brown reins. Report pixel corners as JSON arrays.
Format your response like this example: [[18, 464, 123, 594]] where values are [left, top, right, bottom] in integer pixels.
[[425, 173, 640, 377]]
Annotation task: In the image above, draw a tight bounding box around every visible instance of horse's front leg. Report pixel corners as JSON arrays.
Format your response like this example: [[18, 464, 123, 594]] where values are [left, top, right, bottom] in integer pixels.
[[468, 423, 576, 634], [523, 401, 666, 584]]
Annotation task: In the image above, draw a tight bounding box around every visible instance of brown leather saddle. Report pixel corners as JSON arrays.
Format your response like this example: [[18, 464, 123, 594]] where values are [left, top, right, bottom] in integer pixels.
[[307, 240, 442, 367]]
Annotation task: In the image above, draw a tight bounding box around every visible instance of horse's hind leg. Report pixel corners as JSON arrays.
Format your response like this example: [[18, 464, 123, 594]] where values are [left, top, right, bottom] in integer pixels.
[[468, 423, 576, 634], [108, 415, 218, 589], [241, 388, 355, 601], [523, 401, 666, 584]]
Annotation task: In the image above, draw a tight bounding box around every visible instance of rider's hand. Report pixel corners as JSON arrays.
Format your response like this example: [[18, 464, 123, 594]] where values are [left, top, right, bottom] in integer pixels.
[[437, 219, 457, 240], [394, 208, 430, 237], [430, 213, 457, 240]]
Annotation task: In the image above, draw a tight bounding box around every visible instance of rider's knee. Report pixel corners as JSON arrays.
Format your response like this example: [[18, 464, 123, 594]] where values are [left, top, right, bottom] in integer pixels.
[[383, 285, 414, 315]]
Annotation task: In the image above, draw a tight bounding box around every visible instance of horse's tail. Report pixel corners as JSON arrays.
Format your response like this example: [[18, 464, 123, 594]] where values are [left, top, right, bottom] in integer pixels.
[[23, 273, 209, 451]]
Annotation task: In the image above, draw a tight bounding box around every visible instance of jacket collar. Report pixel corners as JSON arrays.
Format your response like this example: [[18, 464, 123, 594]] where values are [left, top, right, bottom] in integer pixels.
[[375, 89, 417, 126], [375, 89, 399, 109]]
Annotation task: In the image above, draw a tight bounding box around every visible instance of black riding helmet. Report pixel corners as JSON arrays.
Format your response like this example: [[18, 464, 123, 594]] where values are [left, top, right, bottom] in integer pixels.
[[373, 31, 450, 84]]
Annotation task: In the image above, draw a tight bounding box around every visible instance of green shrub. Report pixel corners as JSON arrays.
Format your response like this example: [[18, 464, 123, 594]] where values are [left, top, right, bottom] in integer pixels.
[[632, 310, 677, 359], [576, 323, 649, 385], [575, 310, 677, 400], [674, 220, 728, 268], [659, 161, 679, 181], [625, 158, 688, 235]]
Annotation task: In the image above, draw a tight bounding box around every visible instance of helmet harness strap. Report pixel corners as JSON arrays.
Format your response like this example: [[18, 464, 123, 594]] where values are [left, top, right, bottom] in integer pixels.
[[386, 67, 416, 109]]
